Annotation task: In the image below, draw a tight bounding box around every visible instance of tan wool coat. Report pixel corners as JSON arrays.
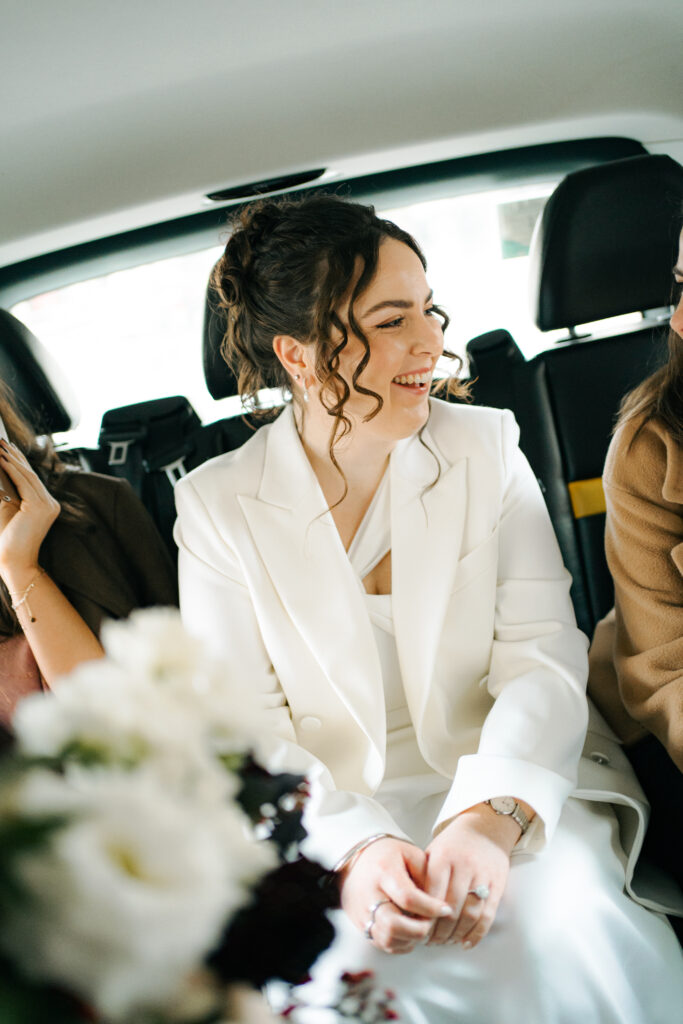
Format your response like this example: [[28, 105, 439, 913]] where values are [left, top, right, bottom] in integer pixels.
[[589, 414, 683, 772]]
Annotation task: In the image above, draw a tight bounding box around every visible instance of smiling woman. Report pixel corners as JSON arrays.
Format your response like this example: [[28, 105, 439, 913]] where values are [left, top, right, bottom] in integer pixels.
[[3, 2, 683, 1021], [175, 193, 683, 1024]]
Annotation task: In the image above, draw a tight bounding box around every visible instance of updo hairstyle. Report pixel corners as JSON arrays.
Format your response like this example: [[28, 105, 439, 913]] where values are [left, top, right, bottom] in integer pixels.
[[210, 195, 468, 446]]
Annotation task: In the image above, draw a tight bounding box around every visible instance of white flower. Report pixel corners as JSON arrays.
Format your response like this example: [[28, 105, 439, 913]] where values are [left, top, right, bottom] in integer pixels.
[[222, 983, 281, 1024], [14, 609, 265, 783], [160, 654, 265, 756], [12, 661, 247, 807], [102, 607, 266, 746], [101, 607, 206, 685], [1, 768, 276, 1021], [13, 661, 167, 760]]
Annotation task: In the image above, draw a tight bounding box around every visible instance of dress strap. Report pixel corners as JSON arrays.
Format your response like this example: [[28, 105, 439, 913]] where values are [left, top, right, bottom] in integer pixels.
[[347, 470, 391, 581]]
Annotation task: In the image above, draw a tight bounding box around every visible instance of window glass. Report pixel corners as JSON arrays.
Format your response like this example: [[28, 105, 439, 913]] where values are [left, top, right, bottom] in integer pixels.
[[11, 180, 641, 448], [12, 246, 224, 447], [381, 182, 562, 374]]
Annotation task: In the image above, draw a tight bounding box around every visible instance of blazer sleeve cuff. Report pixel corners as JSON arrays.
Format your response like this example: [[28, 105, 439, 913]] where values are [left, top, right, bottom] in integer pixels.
[[300, 775, 412, 870], [433, 754, 575, 853]]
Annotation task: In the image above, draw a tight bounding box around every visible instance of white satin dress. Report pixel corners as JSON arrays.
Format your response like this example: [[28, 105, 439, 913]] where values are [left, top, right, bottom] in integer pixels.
[[277, 474, 683, 1023]]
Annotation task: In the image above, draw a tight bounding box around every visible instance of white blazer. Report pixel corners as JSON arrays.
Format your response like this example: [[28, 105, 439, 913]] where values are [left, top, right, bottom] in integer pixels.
[[175, 399, 672, 910]]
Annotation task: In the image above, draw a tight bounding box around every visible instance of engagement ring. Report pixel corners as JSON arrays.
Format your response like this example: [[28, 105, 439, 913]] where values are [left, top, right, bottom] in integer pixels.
[[468, 884, 490, 900]]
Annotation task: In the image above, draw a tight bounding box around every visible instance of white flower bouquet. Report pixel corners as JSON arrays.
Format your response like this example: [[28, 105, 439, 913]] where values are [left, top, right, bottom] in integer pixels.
[[0, 609, 339, 1024]]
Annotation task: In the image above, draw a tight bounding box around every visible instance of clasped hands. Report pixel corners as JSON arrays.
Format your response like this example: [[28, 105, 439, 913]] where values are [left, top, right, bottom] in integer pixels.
[[339, 805, 519, 955]]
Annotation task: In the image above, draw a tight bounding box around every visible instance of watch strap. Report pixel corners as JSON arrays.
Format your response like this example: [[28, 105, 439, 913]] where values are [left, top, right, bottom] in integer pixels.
[[486, 798, 530, 835]]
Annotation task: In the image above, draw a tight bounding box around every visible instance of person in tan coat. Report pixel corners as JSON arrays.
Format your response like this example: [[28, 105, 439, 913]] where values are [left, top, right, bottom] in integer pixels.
[[589, 220, 683, 893]]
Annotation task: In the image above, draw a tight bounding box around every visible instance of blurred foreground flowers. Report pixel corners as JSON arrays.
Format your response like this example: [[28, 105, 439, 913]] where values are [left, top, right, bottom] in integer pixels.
[[0, 609, 339, 1024]]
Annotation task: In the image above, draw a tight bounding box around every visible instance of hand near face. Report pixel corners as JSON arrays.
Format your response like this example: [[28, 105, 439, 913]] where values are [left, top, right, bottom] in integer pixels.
[[339, 837, 455, 954], [0, 441, 60, 583]]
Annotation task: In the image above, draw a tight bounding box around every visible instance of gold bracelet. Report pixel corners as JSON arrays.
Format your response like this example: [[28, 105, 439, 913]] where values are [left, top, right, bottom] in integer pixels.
[[10, 568, 47, 624]]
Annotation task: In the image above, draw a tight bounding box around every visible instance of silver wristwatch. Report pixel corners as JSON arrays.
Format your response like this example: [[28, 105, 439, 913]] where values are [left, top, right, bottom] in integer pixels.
[[485, 796, 530, 835]]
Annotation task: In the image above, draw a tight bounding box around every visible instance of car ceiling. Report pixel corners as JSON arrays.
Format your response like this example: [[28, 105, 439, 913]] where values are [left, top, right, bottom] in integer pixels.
[[2, 0, 682, 269]]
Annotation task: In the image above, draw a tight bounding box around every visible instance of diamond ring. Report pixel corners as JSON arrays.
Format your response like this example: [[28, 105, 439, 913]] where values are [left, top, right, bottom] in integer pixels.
[[468, 884, 490, 900]]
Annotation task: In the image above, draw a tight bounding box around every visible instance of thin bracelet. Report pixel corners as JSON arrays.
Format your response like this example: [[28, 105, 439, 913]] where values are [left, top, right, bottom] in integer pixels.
[[10, 568, 47, 624], [332, 832, 403, 875]]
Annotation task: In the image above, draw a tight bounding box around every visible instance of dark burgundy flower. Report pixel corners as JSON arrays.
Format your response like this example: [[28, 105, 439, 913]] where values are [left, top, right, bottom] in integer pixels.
[[235, 754, 309, 855], [209, 856, 340, 988]]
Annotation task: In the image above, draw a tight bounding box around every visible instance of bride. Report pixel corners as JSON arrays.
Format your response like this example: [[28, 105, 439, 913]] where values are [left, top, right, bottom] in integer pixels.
[[175, 194, 683, 1022]]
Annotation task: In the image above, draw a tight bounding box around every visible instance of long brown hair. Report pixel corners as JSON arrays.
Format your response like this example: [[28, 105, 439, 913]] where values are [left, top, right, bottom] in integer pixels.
[[211, 195, 469, 488], [617, 217, 683, 443], [0, 382, 88, 636]]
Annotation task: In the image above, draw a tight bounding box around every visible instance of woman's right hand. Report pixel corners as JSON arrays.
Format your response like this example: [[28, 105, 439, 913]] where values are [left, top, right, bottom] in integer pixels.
[[0, 441, 60, 586], [339, 838, 454, 954]]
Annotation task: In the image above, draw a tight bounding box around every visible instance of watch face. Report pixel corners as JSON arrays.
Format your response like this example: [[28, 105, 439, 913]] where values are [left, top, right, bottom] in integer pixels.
[[490, 796, 516, 814]]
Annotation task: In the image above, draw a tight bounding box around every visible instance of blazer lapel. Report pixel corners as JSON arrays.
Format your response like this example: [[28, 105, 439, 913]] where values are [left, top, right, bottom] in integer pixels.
[[238, 408, 386, 755], [391, 423, 468, 735]]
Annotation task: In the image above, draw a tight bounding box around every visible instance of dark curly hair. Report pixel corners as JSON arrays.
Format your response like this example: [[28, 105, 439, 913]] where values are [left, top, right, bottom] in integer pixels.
[[210, 194, 469, 476]]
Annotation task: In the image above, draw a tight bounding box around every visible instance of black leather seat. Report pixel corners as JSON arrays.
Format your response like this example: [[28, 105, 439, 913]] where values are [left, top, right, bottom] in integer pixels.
[[73, 276, 260, 559], [202, 275, 268, 446], [0, 308, 78, 435], [466, 154, 683, 637]]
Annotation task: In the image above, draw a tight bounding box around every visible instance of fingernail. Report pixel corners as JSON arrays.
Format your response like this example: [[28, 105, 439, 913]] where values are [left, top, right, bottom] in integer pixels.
[[462, 940, 473, 950], [439, 905, 454, 917]]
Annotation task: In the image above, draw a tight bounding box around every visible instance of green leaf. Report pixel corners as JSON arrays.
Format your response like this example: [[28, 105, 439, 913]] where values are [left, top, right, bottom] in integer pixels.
[[0, 956, 87, 1024], [0, 814, 70, 909]]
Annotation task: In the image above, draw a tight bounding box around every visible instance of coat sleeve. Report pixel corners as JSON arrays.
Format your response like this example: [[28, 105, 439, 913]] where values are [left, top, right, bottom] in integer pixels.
[[434, 410, 590, 851], [174, 475, 412, 868], [602, 420, 683, 772]]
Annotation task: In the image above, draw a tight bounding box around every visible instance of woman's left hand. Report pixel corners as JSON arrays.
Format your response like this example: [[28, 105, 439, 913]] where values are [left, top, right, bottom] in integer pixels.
[[0, 441, 60, 583], [423, 804, 519, 949]]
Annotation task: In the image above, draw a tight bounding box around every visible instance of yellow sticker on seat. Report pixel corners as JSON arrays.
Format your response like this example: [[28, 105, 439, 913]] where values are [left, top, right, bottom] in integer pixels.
[[568, 477, 606, 519]]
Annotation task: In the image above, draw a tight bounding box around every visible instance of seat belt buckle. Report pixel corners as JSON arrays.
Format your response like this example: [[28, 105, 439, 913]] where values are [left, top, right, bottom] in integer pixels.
[[160, 456, 187, 486], [107, 440, 133, 466]]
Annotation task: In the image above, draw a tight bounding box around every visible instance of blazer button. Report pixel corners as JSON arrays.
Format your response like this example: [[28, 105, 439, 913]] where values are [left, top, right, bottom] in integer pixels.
[[300, 716, 322, 732], [589, 751, 610, 766]]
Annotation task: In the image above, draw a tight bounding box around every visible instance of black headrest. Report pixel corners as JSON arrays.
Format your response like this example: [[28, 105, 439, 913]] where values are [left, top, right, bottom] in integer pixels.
[[0, 309, 78, 434], [203, 277, 240, 400], [530, 154, 683, 331]]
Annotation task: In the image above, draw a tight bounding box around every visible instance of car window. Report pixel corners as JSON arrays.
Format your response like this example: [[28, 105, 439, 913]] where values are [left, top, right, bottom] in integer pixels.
[[11, 180, 641, 448], [12, 246, 224, 447]]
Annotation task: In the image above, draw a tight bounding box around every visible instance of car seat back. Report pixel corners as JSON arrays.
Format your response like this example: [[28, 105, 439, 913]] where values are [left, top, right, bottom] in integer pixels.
[[78, 275, 260, 559], [0, 309, 78, 435], [467, 154, 683, 637]]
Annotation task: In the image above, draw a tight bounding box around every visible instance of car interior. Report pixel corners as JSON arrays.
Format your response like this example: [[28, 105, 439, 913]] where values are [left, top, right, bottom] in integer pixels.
[[0, 6, 680, 677], [2, 146, 681, 645], [1, 0, 683, 973]]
